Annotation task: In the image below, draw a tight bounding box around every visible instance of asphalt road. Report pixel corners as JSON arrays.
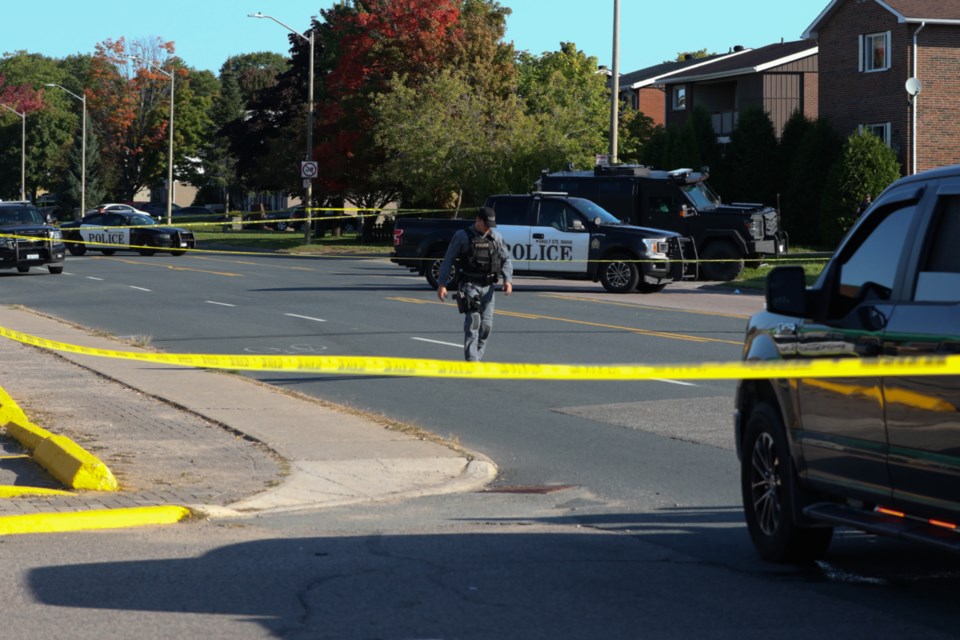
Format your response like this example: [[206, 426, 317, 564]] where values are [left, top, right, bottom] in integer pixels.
[[6, 250, 960, 639], [2, 250, 748, 509]]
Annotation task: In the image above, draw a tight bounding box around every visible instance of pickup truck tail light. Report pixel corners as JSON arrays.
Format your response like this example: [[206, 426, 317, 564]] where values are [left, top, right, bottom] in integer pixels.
[[393, 228, 404, 246]]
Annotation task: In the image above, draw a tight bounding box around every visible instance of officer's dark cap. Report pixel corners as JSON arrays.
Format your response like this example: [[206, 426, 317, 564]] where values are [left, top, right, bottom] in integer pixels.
[[478, 206, 496, 228]]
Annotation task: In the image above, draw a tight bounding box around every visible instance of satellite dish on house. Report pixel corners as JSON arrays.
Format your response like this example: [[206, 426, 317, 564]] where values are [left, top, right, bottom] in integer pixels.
[[905, 77, 923, 96]]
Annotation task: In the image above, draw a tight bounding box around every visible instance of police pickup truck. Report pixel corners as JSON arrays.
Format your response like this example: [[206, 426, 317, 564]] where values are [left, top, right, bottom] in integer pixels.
[[391, 192, 695, 293], [540, 164, 786, 281], [0, 201, 65, 274]]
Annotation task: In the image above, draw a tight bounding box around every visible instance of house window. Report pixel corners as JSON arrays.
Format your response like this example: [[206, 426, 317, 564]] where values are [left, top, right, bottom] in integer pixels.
[[860, 122, 892, 146], [672, 85, 686, 111], [860, 32, 891, 72]]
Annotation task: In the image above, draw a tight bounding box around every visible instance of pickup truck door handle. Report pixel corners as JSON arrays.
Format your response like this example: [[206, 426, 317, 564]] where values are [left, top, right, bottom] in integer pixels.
[[532, 233, 544, 239]]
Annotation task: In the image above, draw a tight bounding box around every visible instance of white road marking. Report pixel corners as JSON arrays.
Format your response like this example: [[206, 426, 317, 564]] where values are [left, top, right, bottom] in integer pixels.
[[653, 378, 698, 387], [206, 301, 236, 307], [412, 337, 462, 348], [129, 286, 151, 292], [86, 276, 104, 281], [285, 313, 326, 323]]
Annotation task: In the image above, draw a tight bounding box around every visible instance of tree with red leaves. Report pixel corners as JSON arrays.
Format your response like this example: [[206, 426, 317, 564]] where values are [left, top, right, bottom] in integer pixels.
[[86, 37, 182, 201]]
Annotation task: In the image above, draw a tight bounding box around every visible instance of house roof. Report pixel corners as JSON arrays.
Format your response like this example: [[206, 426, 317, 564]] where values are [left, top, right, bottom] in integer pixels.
[[617, 51, 744, 89], [658, 41, 818, 85], [804, 0, 960, 38]]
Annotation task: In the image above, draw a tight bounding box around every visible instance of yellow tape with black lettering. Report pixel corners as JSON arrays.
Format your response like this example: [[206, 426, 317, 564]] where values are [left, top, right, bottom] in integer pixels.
[[0, 326, 957, 381]]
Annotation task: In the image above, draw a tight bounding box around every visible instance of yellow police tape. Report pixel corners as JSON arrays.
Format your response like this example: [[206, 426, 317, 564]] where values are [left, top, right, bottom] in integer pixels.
[[0, 325, 956, 381]]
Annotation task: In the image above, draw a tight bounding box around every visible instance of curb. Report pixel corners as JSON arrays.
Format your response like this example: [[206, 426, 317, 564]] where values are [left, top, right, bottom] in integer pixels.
[[0, 505, 193, 536], [0, 386, 119, 492]]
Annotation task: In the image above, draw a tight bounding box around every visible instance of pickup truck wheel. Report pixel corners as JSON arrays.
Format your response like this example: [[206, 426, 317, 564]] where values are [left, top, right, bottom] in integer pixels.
[[425, 254, 456, 290], [636, 282, 667, 294], [170, 250, 187, 256], [138, 249, 156, 256], [600, 254, 640, 293], [68, 243, 86, 256], [700, 242, 744, 281], [48, 265, 64, 274], [16, 265, 29, 273], [741, 402, 833, 563]]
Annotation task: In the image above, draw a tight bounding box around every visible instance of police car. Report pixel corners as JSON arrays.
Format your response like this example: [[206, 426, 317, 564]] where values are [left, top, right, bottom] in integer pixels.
[[61, 211, 196, 256], [392, 193, 696, 293]]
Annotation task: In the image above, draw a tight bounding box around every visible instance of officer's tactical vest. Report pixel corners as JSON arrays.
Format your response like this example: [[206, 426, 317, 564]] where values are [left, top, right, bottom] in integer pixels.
[[460, 228, 503, 284]]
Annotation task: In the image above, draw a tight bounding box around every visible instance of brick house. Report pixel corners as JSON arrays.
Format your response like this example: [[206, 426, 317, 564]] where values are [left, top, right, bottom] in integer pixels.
[[616, 52, 740, 127], [660, 41, 819, 141], [803, 0, 960, 174]]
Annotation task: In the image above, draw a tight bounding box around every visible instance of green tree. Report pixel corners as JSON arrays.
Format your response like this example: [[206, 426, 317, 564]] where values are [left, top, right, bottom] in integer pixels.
[[517, 42, 609, 172], [782, 118, 842, 246], [54, 127, 106, 218], [716, 107, 778, 205], [617, 105, 655, 165], [820, 129, 901, 245], [373, 69, 533, 208], [776, 110, 813, 208]]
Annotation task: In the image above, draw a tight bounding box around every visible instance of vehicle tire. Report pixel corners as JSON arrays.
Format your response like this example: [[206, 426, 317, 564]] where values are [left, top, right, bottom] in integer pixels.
[[100, 249, 116, 256], [699, 241, 744, 282], [48, 265, 63, 274], [138, 249, 156, 256], [275, 221, 288, 231], [170, 250, 186, 256], [68, 243, 86, 256], [636, 282, 667, 294], [425, 253, 456, 290], [741, 402, 833, 563], [600, 253, 640, 293], [16, 265, 29, 273]]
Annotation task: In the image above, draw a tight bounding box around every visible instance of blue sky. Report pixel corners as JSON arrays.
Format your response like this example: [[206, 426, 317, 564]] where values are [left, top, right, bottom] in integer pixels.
[[2, 1, 827, 75]]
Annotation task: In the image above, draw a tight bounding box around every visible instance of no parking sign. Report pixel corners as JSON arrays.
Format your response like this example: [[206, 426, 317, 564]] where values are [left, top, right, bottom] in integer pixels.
[[300, 161, 318, 179]]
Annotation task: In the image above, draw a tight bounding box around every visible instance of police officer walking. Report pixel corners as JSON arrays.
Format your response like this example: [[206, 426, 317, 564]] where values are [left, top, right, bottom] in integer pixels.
[[436, 206, 513, 362]]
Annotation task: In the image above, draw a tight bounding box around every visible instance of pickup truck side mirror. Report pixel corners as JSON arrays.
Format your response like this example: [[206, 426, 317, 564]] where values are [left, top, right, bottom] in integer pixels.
[[571, 219, 584, 231], [766, 266, 808, 317]]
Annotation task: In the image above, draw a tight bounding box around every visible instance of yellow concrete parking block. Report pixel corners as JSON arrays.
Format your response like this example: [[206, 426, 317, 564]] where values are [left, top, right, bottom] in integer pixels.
[[0, 505, 193, 536]]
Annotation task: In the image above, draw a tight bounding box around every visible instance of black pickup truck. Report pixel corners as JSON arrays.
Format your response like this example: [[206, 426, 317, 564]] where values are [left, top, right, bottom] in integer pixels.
[[0, 201, 65, 274], [737, 163, 960, 561], [539, 165, 786, 281], [391, 192, 696, 293]]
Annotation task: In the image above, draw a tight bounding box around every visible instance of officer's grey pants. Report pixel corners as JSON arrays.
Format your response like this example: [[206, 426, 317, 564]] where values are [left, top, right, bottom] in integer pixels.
[[461, 282, 496, 362]]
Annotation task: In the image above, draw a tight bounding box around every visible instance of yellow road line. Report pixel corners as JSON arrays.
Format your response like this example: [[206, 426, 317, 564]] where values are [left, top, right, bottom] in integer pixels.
[[540, 292, 752, 319], [190, 255, 315, 272], [103, 257, 242, 277], [387, 296, 741, 345]]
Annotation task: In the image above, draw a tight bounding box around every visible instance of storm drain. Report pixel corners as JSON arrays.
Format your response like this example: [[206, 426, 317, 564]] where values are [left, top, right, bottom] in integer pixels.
[[482, 484, 577, 494]]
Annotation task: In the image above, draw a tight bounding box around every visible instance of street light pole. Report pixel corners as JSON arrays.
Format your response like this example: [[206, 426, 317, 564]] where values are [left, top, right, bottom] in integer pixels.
[[0, 103, 26, 201], [609, 0, 620, 164], [249, 12, 315, 244], [130, 56, 175, 225], [45, 84, 86, 216]]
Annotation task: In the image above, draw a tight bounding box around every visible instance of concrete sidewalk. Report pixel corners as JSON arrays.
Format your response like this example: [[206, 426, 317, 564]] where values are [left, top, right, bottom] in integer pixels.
[[0, 305, 495, 522]]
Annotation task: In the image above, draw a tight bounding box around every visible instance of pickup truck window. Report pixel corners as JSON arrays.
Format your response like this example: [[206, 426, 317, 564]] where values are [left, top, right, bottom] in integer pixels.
[[836, 203, 914, 307], [915, 196, 960, 302], [488, 199, 528, 225], [568, 197, 621, 225], [537, 200, 568, 230]]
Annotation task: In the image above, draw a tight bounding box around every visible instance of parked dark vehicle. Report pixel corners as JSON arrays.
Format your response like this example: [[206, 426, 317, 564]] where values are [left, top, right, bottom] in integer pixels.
[[539, 165, 786, 281], [736, 164, 960, 562], [0, 201, 65, 274], [391, 192, 696, 293], [61, 211, 195, 256]]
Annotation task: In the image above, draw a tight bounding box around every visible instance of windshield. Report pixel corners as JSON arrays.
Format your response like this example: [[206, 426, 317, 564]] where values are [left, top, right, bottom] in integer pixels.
[[0, 206, 45, 225], [681, 182, 720, 210], [129, 215, 157, 226], [569, 197, 623, 224]]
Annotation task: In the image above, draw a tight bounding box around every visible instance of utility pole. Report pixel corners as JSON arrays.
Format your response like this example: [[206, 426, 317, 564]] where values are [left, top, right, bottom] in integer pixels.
[[609, 0, 620, 164]]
